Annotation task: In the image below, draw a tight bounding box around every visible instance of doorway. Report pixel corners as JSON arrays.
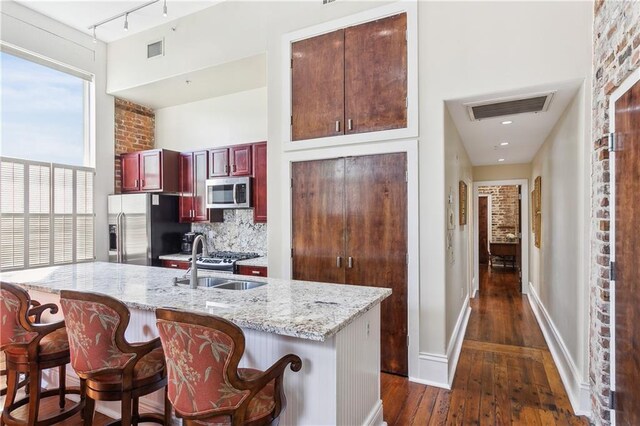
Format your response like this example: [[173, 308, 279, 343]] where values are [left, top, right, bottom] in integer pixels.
[[610, 68, 640, 425], [473, 180, 529, 295]]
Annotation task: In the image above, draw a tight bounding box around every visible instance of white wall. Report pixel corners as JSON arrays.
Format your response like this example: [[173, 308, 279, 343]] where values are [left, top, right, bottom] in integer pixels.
[[106, 0, 593, 384], [529, 82, 590, 384], [444, 107, 473, 344], [155, 88, 267, 151], [0, 1, 114, 262], [474, 164, 532, 181]]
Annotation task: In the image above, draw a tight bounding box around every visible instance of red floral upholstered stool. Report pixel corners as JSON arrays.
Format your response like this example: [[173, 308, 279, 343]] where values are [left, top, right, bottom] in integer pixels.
[[60, 290, 170, 426], [0, 282, 83, 426], [155, 308, 302, 426]]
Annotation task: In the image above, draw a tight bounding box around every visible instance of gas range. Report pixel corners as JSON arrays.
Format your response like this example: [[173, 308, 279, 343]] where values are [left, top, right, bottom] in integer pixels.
[[195, 251, 260, 272]]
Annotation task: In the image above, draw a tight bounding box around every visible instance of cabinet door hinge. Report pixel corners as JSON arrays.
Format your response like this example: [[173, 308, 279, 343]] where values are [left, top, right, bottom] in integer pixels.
[[518, 193, 522, 200], [291, 115, 293, 126], [407, 335, 410, 347], [290, 58, 293, 69], [291, 178, 294, 188], [406, 253, 409, 264], [405, 170, 408, 182], [291, 248, 294, 258], [406, 97, 408, 109], [609, 132, 617, 152], [609, 390, 616, 410], [610, 261, 616, 281]]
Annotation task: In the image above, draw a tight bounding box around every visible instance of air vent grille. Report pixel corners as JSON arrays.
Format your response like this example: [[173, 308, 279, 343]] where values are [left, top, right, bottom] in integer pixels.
[[323, 0, 337, 4], [466, 93, 554, 121], [147, 40, 164, 59]]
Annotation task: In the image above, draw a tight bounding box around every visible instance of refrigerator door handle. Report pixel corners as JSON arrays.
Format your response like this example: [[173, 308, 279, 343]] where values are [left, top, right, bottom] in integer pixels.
[[120, 212, 126, 263], [115, 212, 123, 263]]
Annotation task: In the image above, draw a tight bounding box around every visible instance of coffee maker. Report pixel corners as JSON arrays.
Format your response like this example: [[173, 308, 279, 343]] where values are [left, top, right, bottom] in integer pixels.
[[181, 232, 202, 255]]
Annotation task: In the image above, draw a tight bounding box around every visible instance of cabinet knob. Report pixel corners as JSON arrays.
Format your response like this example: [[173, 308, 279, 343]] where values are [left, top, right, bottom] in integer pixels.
[[336, 256, 342, 268], [347, 119, 353, 131], [335, 121, 341, 132], [232, 164, 237, 173], [251, 270, 261, 275], [348, 257, 353, 269]]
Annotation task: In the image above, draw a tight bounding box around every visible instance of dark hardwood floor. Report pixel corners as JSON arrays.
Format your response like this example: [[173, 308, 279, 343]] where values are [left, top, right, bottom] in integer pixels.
[[381, 266, 589, 425]]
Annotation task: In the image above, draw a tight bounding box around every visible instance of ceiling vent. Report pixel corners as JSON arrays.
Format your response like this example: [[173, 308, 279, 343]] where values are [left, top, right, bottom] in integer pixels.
[[465, 92, 555, 121], [323, 0, 337, 4], [147, 39, 164, 59]]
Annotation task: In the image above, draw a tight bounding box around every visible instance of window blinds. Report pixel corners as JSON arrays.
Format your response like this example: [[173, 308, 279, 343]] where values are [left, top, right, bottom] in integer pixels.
[[0, 158, 95, 270]]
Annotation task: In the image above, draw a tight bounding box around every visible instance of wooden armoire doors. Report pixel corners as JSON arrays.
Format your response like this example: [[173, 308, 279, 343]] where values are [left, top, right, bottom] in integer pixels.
[[292, 153, 408, 376], [613, 77, 640, 425]]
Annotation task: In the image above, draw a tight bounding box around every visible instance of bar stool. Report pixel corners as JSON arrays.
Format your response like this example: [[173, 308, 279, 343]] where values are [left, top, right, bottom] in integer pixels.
[[0, 282, 83, 426], [60, 290, 170, 426], [156, 308, 302, 425]]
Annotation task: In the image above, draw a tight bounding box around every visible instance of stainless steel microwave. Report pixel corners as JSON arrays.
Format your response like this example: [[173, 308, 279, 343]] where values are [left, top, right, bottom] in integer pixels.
[[205, 176, 252, 209]]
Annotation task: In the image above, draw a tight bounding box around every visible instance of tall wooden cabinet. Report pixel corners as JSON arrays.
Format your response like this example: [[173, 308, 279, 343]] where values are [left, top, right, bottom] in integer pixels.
[[291, 13, 407, 141], [292, 153, 408, 376], [252, 142, 267, 223], [179, 151, 209, 223]]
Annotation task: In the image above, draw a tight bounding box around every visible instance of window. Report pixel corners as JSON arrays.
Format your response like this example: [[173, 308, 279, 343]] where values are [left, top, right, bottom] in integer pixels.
[[0, 46, 94, 270]]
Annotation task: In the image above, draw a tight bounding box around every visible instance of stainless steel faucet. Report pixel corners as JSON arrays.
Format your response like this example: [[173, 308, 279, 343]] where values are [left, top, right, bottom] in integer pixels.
[[190, 235, 209, 289]]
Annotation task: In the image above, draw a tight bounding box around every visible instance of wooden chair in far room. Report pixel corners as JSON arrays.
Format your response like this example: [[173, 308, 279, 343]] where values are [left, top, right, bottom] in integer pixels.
[[156, 308, 302, 426], [60, 290, 171, 426], [0, 282, 83, 426]]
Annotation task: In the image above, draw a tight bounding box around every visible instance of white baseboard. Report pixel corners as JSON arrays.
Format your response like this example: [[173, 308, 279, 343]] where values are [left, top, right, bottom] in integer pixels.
[[365, 400, 385, 426], [527, 282, 591, 417], [411, 298, 471, 389]]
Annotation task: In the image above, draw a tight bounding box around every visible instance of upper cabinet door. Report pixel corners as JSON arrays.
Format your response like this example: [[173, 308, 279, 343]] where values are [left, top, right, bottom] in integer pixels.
[[230, 145, 252, 176], [140, 150, 162, 191], [178, 152, 193, 223], [121, 153, 140, 192], [209, 148, 229, 177], [193, 151, 209, 221], [291, 29, 345, 141], [344, 13, 407, 134]]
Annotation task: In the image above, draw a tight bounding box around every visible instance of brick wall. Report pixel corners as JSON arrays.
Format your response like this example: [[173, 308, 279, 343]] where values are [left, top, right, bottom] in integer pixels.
[[478, 185, 520, 243], [114, 98, 155, 193], [590, 2, 640, 425]]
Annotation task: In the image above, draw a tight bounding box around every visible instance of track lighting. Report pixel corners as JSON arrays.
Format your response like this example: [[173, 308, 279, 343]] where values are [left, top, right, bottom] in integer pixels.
[[163, 0, 168, 17], [88, 0, 163, 36], [124, 13, 129, 31]]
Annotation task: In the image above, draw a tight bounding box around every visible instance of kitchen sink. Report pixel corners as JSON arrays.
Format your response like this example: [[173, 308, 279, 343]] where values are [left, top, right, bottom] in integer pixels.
[[173, 276, 266, 290], [212, 280, 266, 290]]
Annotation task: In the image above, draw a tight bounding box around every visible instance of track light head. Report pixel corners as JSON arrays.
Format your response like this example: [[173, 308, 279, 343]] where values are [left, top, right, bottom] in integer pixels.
[[124, 13, 129, 31], [92, 26, 97, 43], [163, 0, 168, 17]]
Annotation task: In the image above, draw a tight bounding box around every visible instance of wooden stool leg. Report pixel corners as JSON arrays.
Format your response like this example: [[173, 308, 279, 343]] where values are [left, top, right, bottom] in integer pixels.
[[59, 364, 66, 409], [83, 397, 95, 426], [121, 391, 133, 426], [27, 367, 42, 424], [2, 369, 19, 425], [132, 396, 140, 425]]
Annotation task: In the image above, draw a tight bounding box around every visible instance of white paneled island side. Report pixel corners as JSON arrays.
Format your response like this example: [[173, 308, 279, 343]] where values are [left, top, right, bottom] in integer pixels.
[[1, 262, 390, 425]]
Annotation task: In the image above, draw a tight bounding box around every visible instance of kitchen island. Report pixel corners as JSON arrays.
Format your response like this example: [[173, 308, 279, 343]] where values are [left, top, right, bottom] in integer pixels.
[[1, 262, 390, 425]]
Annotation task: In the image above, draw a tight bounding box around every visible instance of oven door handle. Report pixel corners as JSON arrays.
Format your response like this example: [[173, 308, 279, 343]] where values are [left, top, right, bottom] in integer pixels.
[[232, 183, 238, 205]]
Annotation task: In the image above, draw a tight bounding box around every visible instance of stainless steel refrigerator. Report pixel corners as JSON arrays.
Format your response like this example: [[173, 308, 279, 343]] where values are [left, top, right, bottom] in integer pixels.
[[108, 193, 189, 266]]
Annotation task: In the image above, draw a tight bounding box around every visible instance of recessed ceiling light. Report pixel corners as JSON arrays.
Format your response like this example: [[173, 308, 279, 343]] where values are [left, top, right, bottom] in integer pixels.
[[500, 142, 509, 146], [498, 158, 505, 162], [501, 120, 513, 125]]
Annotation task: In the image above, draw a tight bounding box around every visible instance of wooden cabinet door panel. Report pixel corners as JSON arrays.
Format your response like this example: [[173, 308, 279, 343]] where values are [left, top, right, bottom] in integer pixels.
[[344, 13, 407, 134], [230, 145, 252, 176], [344, 153, 408, 376], [614, 78, 640, 425], [253, 142, 267, 223], [209, 148, 229, 177], [140, 150, 162, 190], [161, 260, 190, 270], [236, 265, 267, 277], [121, 153, 140, 192], [291, 29, 345, 141], [292, 158, 346, 284], [178, 152, 193, 223], [193, 151, 209, 221]]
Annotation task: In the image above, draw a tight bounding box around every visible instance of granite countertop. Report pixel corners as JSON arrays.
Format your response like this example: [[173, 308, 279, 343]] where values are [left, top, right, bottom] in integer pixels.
[[158, 253, 192, 262], [0, 262, 390, 342], [235, 256, 268, 268]]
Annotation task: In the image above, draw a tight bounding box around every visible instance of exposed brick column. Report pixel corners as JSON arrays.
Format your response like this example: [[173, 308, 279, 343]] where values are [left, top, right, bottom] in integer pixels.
[[114, 98, 155, 193], [590, 1, 639, 424], [477, 185, 520, 242]]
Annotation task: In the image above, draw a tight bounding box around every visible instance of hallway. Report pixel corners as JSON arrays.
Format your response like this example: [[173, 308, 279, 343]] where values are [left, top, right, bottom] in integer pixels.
[[381, 267, 589, 425]]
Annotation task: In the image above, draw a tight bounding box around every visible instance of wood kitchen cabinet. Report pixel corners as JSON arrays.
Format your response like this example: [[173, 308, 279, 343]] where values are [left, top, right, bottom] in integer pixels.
[[292, 153, 408, 376], [161, 259, 190, 270], [252, 142, 267, 223], [236, 265, 267, 277], [208, 145, 252, 178], [121, 149, 179, 193], [291, 13, 407, 141], [179, 150, 209, 223]]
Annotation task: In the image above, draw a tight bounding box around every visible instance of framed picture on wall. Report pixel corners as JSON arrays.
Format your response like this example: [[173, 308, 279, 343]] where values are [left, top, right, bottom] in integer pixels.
[[459, 181, 468, 225]]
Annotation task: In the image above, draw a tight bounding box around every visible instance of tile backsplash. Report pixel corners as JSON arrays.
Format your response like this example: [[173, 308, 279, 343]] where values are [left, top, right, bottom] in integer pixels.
[[192, 210, 267, 255]]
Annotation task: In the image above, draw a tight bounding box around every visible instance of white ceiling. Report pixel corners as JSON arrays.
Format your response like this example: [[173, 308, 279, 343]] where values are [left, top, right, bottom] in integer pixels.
[[112, 53, 266, 109], [15, 1, 220, 43], [445, 80, 583, 166]]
